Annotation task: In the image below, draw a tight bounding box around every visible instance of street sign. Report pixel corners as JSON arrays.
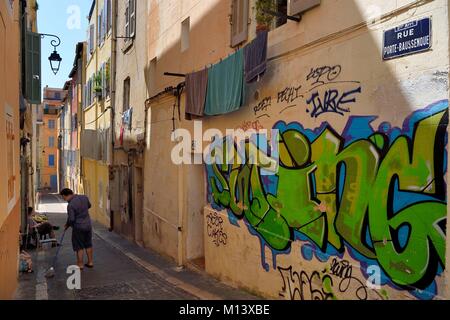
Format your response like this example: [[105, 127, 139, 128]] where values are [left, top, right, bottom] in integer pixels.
[[383, 17, 432, 60]]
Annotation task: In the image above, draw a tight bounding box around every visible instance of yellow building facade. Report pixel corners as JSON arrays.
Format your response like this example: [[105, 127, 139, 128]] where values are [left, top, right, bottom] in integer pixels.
[[0, 0, 21, 299], [81, 0, 113, 227], [38, 87, 66, 192]]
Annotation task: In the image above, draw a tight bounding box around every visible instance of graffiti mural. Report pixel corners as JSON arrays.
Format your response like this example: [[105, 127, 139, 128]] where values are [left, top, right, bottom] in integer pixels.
[[206, 100, 448, 299]]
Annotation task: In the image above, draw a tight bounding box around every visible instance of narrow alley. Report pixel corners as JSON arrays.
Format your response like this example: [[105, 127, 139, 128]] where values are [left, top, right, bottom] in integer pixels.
[[15, 194, 257, 300]]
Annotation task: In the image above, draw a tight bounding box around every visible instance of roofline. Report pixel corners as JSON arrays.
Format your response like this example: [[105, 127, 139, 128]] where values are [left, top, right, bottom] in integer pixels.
[[88, 0, 96, 21]]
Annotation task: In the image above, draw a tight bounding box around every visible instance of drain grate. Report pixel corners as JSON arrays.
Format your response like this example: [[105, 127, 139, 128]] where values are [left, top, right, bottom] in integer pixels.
[[75, 282, 137, 299]]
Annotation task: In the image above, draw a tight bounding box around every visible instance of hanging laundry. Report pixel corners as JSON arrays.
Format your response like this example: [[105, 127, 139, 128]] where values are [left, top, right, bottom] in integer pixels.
[[204, 49, 246, 116], [185, 68, 208, 119], [244, 30, 268, 83], [122, 107, 133, 130]]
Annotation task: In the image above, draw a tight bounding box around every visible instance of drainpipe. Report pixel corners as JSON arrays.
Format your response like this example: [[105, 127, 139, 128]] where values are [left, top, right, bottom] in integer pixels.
[[109, 0, 118, 232]]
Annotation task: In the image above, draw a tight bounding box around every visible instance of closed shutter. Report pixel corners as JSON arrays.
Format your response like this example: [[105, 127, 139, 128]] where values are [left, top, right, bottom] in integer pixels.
[[289, 0, 320, 16], [25, 32, 42, 104], [97, 12, 101, 46], [230, 0, 249, 47], [107, 0, 112, 32], [90, 24, 95, 53], [130, 0, 136, 37], [77, 58, 82, 85], [102, 6, 106, 42]]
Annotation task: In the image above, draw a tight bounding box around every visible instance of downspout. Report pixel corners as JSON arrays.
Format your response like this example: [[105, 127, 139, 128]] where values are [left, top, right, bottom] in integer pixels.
[[109, 0, 118, 232]]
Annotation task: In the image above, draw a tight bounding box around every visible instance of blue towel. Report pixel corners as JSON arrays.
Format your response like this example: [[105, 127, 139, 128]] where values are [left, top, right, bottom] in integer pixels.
[[204, 49, 246, 116], [244, 30, 268, 83]]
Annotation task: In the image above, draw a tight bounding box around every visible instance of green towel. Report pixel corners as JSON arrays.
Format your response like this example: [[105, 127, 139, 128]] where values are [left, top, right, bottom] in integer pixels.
[[205, 49, 246, 115]]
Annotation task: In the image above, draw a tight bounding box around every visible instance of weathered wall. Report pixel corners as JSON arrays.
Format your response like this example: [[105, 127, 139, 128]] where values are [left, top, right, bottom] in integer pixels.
[[145, 0, 449, 298], [0, 0, 21, 299], [144, 0, 233, 265], [112, 0, 148, 242], [202, 0, 449, 300]]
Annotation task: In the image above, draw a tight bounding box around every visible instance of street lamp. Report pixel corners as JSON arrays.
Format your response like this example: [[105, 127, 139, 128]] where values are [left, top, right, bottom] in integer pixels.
[[40, 33, 62, 75], [48, 50, 62, 75]]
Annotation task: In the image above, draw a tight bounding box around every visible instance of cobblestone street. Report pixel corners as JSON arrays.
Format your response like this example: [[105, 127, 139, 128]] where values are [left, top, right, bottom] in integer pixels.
[[15, 194, 258, 300]]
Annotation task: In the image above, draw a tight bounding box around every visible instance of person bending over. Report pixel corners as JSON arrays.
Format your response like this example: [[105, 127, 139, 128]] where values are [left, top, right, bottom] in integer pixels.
[[60, 189, 94, 270]]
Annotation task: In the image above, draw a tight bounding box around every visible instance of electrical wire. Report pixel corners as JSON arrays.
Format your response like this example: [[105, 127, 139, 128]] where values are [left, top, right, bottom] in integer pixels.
[[84, 106, 112, 126]]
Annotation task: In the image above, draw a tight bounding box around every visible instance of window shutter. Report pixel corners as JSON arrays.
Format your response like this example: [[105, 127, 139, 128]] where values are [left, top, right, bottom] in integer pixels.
[[107, 0, 112, 32], [97, 13, 101, 46], [89, 24, 95, 53], [101, 64, 105, 98], [231, 0, 249, 47], [77, 58, 82, 85], [25, 32, 42, 104], [102, 6, 106, 42], [130, 0, 136, 37], [289, 0, 320, 16], [83, 84, 87, 108]]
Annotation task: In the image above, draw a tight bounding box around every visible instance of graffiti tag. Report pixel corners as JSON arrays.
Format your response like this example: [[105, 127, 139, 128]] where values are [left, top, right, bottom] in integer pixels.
[[306, 87, 362, 118], [206, 212, 228, 247]]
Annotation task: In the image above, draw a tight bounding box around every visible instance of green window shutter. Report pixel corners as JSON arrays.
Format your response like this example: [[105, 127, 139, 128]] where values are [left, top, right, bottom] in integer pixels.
[[25, 32, 42, 104]]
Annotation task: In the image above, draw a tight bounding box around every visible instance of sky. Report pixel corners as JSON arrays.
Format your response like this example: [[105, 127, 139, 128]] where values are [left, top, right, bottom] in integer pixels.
[[37, 0, 92, 90]]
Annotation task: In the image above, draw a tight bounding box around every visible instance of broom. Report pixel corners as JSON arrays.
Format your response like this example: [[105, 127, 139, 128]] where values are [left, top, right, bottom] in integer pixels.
[[45, 229, 67, 278]]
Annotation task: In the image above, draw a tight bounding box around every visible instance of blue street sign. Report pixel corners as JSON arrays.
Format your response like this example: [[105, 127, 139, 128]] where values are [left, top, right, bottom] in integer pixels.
[[383, 17, 432, 60]]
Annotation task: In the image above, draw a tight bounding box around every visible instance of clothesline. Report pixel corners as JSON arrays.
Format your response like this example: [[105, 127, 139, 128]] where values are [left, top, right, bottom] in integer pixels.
[[184, 30, 268, 120]]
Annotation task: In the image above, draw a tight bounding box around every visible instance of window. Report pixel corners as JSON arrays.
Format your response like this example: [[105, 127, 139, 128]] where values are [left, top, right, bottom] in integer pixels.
[[105, 59, 111, 98], [55, 92, 61, 100], [89, 24, 95, 54], [124, 6, 129, 40], [48, 155, 55, 167], [106, 0, 112, 33], [98, 9, 103, 46], [123, 77, 131, 112], [49, 136, 55, 147], [231, 0, 249, 47], [72, 114, 78, 131], [129, 0, 136, 37], [48, 119, 55, 129], [181, 17, 190, 52], [125, 0, 136, 41], [276, 0, 288, 28]]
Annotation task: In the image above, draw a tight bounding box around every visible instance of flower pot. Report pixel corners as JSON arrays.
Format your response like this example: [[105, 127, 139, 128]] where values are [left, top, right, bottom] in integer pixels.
[[94, 90, 103, 99], [256, 24, 270, 34]]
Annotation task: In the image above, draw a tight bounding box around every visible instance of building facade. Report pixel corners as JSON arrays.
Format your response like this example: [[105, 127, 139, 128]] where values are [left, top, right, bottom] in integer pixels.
[[39, 87, 66, 192], [143, 0, 450, 300], [109, 0, 147, 243], [68, 42, 87, 194], [0, 0, 22, 299], [81, 0, 113, 227]]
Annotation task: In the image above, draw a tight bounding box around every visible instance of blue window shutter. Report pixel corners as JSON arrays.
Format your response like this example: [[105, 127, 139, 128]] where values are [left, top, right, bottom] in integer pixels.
[[25, 32, 42, 104], [49, 155, 55, 167]]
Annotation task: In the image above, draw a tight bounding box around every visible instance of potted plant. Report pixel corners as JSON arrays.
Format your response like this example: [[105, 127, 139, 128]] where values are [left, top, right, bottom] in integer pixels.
[[255, 0, 275, 33], [93, 72, 103, 99]]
